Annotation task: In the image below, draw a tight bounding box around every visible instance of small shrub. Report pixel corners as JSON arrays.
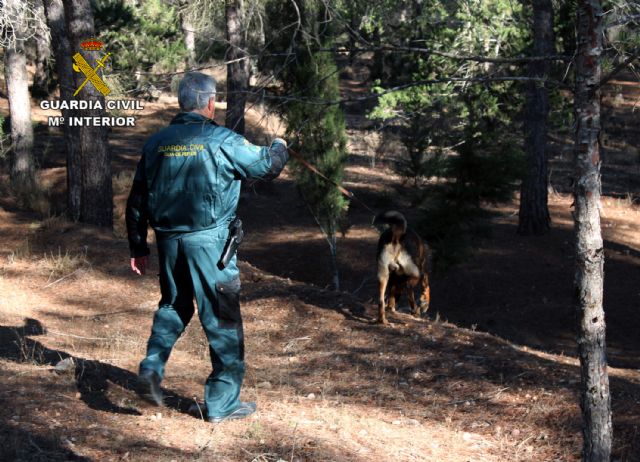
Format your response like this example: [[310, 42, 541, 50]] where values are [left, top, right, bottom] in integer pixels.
[[42, 247, 90, 278], [8, 238, 31, 263]]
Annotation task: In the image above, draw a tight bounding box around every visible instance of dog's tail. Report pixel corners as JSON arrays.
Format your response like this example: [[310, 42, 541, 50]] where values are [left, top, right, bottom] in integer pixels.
[[374, 210, 407, 240]]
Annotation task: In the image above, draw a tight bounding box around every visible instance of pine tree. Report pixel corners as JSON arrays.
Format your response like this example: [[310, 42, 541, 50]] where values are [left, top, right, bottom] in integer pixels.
[[518, 0, 555, 235], [63, 0, 113, 227], [43, 0, 80, 218], [285, 49, 348, 290], [368, 0, 527, 268], [225, 0, 249, 135], [574, 0, 611, 459]]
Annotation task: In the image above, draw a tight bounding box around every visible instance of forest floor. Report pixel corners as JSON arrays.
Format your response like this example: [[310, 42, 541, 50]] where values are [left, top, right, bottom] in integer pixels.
[[0, 59, 639, 461]]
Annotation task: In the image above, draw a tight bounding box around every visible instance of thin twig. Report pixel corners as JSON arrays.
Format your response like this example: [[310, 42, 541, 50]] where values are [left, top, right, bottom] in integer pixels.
[[446, 386, 510, 405], [290, 423, 298, 462], [192, 397, 206, 422], [283, 336, 311, 353], [27, 435, 44, 454], [352, 277, 372, 295], [46, 329, 109, 341], [42, 268, 82, 288]]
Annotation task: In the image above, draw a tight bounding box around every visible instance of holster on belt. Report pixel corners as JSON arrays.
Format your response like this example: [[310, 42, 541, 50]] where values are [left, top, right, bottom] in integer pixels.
[[217, 218, 244, 270]]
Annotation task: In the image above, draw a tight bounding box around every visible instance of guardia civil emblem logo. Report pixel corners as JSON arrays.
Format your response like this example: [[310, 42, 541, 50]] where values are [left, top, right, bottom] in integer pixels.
[[42, 37, 141, 127], [72, 38, 111, 97]]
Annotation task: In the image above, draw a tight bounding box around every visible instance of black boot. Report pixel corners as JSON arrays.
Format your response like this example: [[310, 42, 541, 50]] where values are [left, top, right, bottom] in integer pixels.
[[136, 370, 163, 406], [207, 402, 257, 423]]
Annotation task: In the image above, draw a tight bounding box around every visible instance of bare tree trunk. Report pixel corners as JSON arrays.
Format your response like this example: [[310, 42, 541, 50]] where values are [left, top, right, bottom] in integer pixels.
[[4, 0, 35, 187], [180, 7, 195, 66], [371, 26, 384, 82], [62, 0, 113, 227], [518, 0, 555, 235], [225, 0, 249, 135], [32, 0, 52, 97], [574, 0, 612, 460], [328, 228, 340, 291], [43, 0, 81, 220]]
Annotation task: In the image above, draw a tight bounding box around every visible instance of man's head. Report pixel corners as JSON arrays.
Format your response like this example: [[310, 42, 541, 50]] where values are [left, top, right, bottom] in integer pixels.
[[178, 72, 217, 119]]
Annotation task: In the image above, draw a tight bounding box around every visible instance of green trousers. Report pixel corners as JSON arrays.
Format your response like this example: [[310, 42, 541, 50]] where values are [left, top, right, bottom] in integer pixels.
[[139, 227, 245, 418]]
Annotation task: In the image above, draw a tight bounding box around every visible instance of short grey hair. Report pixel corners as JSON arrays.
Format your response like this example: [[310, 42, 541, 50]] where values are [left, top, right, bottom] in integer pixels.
[[178, 72, 217, 112]]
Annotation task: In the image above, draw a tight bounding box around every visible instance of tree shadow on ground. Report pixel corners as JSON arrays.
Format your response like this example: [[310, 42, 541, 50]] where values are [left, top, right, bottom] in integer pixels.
[[0, 423, 91, 462], [0, 318, 193, 416], [0, 402, 200, 462], [251, 303, 640, 461], [432, 220, 640, 370]]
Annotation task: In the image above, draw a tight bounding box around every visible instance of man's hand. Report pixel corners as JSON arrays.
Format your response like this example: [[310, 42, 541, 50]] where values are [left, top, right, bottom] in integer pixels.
[[263, 138, 289, 181], [272, 137, 287, 148], [131, 256, 149, 275]]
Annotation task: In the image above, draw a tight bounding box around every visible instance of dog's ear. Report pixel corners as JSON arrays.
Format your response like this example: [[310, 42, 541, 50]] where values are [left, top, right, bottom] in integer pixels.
[[372, 215, 388, 231], [373, 211, 390, 226]]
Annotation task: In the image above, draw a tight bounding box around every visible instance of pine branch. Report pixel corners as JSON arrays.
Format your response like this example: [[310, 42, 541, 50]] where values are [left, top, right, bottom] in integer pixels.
[[596, 52, 640, 89], [317, 45, 573, 64]]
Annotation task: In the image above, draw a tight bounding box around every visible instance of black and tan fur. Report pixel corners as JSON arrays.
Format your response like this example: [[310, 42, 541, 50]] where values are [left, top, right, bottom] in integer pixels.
[[374, 211, 430, 324]]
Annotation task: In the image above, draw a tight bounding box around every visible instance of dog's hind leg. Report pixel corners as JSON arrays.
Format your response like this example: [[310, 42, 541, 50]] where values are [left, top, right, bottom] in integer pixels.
[[387, 279, 402, 313], [406, 276, 420, 317], [419, 271, 430, 315]]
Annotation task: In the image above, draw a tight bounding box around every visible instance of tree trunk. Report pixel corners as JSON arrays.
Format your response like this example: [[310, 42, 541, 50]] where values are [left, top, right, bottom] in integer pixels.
[[32, 0, 51, 97], [348, 12, 358, 65], [180, 8, 196, 66], [33, 0, 53, 97], [225, 0, 249, 135], [4, 0, 35, 187], [371, 26, 384, 82], [518, 0, 554, 235], [327, 228, 340, 291], [574, 1, 612, 460], [62, 0, 113, 227], [43, 0, 82, 221]]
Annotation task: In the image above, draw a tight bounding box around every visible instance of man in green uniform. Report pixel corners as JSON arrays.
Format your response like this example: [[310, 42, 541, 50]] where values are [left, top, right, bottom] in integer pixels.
[[126, 72, 288, 423]]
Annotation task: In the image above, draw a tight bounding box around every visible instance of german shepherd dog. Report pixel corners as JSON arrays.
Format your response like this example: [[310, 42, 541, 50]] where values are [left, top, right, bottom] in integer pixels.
[[374, 211, 430, 324]]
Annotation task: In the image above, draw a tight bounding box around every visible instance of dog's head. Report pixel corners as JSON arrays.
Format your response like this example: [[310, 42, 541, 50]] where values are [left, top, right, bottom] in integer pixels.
[[373, 210, 407, 234]]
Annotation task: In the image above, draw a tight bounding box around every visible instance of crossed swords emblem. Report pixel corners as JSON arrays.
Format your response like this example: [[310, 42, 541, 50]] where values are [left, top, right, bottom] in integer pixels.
[[72, 52, 111, 97]]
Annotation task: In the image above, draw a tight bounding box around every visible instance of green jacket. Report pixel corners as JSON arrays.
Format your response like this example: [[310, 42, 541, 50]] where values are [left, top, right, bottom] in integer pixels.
[[126, 112, 288, 256]]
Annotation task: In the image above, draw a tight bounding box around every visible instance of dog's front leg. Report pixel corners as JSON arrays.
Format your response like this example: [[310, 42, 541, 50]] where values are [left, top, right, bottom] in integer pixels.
[[377, 272, 389, 325]]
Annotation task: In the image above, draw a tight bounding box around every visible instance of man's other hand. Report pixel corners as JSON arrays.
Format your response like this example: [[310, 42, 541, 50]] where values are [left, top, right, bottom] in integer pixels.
[[131, 256, 149, 275]]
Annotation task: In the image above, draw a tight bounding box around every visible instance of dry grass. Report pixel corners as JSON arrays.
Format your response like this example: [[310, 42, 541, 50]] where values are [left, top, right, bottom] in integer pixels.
[[41, 246, 90, 279], [7, 237, 32, 263]]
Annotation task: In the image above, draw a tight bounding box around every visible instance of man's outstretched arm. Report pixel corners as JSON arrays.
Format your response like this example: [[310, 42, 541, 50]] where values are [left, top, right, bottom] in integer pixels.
[[221, 132, 289, 180]]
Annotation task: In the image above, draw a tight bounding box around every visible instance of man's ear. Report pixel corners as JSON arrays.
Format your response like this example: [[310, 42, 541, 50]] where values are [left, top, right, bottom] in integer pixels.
[[208, 97, 216, 116]]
